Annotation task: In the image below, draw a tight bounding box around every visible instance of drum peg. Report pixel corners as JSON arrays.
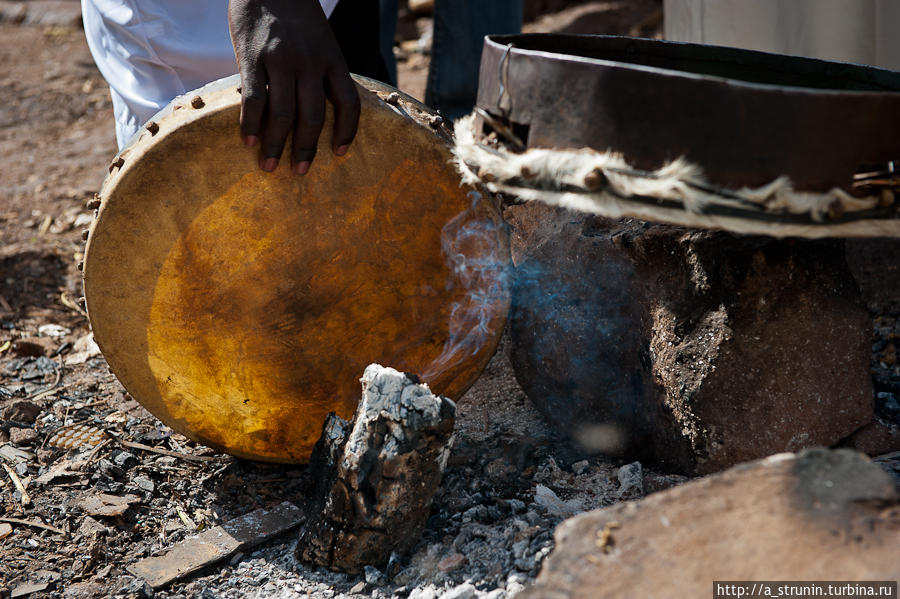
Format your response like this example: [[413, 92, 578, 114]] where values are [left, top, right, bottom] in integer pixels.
[[108, 157, 125, 173], [191, 96, 205, 109], [77, 261, 84, 271], [477, 166, 497, 183], [145, 121, 159, 136], [583, 168, 608, 191], [826, 198, 845, 220], [81, 229, 90, 241], [86, 194, 101, 210], [386, 92, 401, 106], [879, 189, 895, 207], [428, 115, 443, 128]]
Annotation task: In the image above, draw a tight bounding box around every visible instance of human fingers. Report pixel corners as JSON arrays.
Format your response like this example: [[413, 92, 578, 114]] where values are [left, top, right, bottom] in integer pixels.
[[290, 78, 326, 175], [325, 68, 360, 156], [259, 68, 296, 172], [238, 61, 267, 148]]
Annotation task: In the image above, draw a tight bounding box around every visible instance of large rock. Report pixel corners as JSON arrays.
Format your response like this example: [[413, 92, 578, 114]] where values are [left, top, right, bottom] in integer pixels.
[[521, 448, 900, 599], [846, 238, 900, 316], [505, 203, 874, 474]]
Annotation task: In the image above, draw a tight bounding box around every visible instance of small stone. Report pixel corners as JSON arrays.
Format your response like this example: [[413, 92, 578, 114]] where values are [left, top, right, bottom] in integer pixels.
[[436, 553, 467, 572], [879, 392, 900, 412], [409, 587, 438, 599], [364, 565, 386, 586], [97, 459, 124, 480], [121, 578, 154, 599], [132, 475, 155, 493], [484, 458, 517, 482], [350, 581, 369, 594], [386, 551, 402, 577], [616, 461, 643, 497], [113, 451, 139, 470], [508, 499, 526, 513], [9, 427, 38, 446], [3, 400, 42, 423], [512, 540, 529, 560], [506, 574, 527, 596], [461, 505, 488, 523], [440, 584, 477, 599], [10, 582, 50, 598], [514, 554, 536, 572], [572, 460, 590, 475], [77, 516, 107, 537]]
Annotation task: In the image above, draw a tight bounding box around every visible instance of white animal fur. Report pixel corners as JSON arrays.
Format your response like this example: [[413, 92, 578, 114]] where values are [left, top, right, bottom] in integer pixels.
[[452, 114, 898, 239]]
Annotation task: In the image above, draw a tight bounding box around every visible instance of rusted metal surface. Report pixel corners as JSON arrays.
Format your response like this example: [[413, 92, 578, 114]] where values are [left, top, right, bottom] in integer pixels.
[[128, 502, 305, 589], [477, 34, 900, 193]]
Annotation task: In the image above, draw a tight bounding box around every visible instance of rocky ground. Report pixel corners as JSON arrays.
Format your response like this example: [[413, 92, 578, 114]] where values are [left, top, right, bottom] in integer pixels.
[[1, 1, 898, 599]]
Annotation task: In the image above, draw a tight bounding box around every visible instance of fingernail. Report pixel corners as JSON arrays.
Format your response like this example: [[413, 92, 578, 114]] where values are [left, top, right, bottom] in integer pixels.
[[335, 144, 349, 156], [293, 161, 310, 175], [261, 157, 278, 172], [244, 135, 258, 147]]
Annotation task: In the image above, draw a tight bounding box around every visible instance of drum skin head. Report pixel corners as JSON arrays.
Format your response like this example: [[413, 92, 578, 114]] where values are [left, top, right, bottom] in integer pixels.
[[83, 76, 510, 463]]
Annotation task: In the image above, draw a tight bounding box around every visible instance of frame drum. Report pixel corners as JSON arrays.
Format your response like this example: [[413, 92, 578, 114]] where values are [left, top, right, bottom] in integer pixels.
[[83, 75, 510, 463]]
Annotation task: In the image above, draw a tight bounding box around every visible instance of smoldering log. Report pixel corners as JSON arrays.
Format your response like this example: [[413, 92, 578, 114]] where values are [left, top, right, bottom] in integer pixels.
[[296, 364, 456, 574]]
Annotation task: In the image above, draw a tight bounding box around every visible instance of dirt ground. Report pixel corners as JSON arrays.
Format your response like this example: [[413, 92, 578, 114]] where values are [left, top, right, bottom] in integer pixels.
[[2, 1, 897, 599]]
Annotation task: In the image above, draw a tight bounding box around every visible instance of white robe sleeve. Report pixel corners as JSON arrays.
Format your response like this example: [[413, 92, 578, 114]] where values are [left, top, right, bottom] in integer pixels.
[[82, 0, 339, 148]]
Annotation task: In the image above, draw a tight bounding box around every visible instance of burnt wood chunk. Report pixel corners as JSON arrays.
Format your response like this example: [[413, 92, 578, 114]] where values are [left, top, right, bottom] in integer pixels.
[[296, 364, 456, 573]]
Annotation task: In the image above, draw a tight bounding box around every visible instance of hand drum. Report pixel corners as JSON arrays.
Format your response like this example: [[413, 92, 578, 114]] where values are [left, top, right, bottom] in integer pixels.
[[83, 75, 510, 462]]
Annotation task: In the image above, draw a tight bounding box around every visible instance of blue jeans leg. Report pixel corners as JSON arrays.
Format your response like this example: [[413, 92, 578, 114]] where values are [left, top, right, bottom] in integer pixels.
[[426, 0, 522, 120], [380, 0, 398, 86]]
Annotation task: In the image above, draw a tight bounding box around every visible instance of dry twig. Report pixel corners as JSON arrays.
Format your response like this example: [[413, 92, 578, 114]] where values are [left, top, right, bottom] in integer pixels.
[[59, 292, 88, 318], [2, 463, 32, 506], [106, 432, 225, 464], [0, 517, 65, 535], [79, 438, 112, 471]]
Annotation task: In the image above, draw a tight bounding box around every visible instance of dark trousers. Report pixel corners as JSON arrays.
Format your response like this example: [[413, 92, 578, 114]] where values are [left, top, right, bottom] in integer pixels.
[[330, 0, 392, 84]]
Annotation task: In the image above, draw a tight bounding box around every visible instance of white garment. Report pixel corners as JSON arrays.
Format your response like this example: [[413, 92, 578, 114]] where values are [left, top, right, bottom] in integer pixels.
[[82, 0, 340, 148]]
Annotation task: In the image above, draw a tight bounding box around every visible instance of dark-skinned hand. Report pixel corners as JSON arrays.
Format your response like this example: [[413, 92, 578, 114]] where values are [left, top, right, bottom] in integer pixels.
[[228, 0, 360, 174]]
